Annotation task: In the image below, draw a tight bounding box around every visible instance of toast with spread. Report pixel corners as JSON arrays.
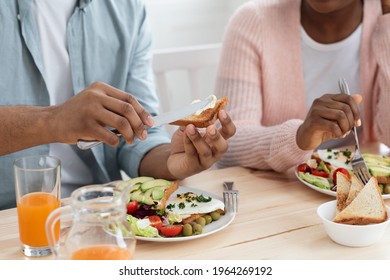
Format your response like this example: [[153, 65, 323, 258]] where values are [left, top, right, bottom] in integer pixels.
[[170, 96, 228, 128]]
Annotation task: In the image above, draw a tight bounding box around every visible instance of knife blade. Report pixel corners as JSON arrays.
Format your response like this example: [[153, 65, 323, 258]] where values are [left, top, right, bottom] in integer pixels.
[[76, 95, 214, 150]]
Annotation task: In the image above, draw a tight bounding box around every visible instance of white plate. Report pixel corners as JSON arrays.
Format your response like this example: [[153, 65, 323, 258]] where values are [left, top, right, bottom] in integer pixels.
[[295, 169, 390, 200], [135, 186, 236, 242]]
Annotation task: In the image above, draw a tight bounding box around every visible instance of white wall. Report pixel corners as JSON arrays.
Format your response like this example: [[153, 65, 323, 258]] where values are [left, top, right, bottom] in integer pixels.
[[144, 0, 248, 49], [144, 0, 248, 120]]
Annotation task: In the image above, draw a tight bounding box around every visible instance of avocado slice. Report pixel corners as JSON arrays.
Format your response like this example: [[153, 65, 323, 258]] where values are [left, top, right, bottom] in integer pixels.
[[151, 186, 167, 200], [368, 165, 390, 176], [116, 176, 154, 192], [363, 153, 390, 166], [128, 176, 155, 186], [130, 190, 144, 202], [141, 188, 154, 205], [298, 172, 331, 190], [140, 179, 173, 192]]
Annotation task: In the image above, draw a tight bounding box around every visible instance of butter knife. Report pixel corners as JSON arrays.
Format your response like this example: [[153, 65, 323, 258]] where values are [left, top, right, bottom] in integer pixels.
[[76, 95, 214, 150]]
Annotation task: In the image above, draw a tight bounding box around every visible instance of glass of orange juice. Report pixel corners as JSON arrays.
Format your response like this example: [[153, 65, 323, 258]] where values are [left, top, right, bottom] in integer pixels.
[[14, 155, 61, 257]]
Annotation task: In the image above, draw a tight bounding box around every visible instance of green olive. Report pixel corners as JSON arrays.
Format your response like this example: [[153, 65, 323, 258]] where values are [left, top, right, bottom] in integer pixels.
[[195, 217, 206, 227], [182, 223, 193, 236], [192, 223, 203, 235], [210, 211, 221, 221], [203, 215, 212, 224], [384, 184, 390, 195]]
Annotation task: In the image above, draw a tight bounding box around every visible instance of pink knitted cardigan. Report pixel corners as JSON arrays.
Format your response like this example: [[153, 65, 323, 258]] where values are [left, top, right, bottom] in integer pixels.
[[215, 0, 390, 172]]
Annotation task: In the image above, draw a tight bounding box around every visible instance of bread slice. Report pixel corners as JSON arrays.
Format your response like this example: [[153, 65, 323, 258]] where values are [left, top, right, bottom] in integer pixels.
[[333, 176, 387, 225], [156, 180, 179, 211], [344, 175, 364, 208], [181, 209, 225, 224], [170, 96, 228, 128], [336, 172, 351, 212]]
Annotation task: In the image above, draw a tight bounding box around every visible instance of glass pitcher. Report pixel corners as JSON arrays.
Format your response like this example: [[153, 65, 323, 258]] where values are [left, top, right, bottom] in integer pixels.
[[46, 184, 136, 260]]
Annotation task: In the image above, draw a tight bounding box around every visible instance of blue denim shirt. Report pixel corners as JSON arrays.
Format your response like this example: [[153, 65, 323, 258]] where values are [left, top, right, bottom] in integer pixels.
[[0, 0, 171, 209]]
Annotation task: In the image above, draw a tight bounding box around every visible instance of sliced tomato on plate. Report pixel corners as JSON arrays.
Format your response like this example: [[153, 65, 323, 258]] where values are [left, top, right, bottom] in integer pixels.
[[333, 168, 350, 184], [159, 225, 183, 237], [311, 170, 329, 178], [148, 215, 163, 231], [297, 163, 311, 173]]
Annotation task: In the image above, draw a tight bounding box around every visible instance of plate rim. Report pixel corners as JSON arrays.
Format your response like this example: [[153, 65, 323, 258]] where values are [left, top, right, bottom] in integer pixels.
[[134, 186, 236, 242], [295, 166, 390, 199]]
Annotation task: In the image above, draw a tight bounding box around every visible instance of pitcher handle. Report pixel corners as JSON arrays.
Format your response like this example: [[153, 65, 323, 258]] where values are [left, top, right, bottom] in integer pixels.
[[45, 205, 72, 257]]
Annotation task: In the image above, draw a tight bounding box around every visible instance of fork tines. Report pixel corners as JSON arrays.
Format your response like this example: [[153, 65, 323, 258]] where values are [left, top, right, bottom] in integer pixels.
[[223, 191, 239, 213], [223, 181, 239, 213], [351, 151, 371, 185]]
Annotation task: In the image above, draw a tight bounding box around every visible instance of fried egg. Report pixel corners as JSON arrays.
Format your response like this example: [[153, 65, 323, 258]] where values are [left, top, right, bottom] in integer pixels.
[[165, 192, 224, 217], [317, 149, 353, 170]]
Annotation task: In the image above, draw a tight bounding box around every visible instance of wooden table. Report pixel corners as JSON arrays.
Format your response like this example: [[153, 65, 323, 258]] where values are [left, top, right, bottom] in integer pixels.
[[1, 143, 390, 260]]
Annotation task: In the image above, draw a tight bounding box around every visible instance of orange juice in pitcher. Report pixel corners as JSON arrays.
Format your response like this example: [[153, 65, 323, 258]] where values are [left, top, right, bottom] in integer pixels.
[[46, 185, 136, 260], [71, 245, 133, 260]]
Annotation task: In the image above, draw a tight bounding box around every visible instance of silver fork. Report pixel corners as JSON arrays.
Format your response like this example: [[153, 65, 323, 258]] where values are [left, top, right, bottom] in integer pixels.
[[338, 78, 371, 185], [223, 181, 239, 213]]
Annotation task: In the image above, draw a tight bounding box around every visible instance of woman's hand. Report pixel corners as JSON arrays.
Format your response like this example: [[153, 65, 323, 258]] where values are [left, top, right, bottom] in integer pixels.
[[51, 81, 153, 146], [296, 93, 362, 150], [382, 0, 390, 14], [166, 110, 236, 179]]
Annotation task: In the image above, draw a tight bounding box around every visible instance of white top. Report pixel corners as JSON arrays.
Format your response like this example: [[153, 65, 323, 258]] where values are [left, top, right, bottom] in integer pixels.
[[301, 25, 362, 110], [301, 25, 362, 149], [34, 0, 93, 186]]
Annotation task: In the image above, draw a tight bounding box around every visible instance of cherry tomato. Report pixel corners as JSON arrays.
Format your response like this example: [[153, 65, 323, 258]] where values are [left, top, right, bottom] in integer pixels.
[[148, 215, 163, 231], [297, 163, 311, 173], [159, 225, 183, 237], [333, 168, 350, 184], [311, 170, 329, 178], [126, 200, 138, 214]]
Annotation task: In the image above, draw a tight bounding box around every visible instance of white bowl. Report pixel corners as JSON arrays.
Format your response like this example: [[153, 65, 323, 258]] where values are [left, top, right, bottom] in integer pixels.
[[317, 200, 390, 247]]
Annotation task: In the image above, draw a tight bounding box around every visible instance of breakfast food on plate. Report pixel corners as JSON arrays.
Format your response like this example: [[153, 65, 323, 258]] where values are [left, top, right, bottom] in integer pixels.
[[116, 177, 225, 238], [363, 153, 390, 184], [297, 149, 390, 195], [165, 191, 225, 224], [170, 95, 229, 128], [333, 176, 387, 225]]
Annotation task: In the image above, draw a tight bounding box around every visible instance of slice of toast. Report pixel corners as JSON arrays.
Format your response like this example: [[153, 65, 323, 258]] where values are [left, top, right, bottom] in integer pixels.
[[170, 96, 228, 128], [156, 180, 179, 211], [344, 175, 364, 208], [333, 176, 387, 225], [336, 172, 351, 212], [181, 209, 225, 224]]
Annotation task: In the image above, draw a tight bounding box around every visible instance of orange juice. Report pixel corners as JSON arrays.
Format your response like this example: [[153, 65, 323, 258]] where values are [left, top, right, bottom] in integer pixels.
[[71, 245, 133, 260], [17, 192, 60, 247]]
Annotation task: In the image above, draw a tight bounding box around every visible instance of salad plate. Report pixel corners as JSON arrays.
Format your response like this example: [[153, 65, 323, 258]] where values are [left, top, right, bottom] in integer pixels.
[[294, 169, 336, 197], [135, 186, 236, 242], [295, 168, 390, 200]]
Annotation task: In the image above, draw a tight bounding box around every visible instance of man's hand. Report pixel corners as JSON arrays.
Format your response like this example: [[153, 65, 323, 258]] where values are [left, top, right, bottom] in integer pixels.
[[166, 110, 236, 179], [51, 81, 153, 146], [296, 93, 362, 150]]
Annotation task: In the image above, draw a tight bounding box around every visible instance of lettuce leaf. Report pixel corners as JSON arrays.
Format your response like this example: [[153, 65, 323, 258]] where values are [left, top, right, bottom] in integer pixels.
[[126, 215, 160, 238]]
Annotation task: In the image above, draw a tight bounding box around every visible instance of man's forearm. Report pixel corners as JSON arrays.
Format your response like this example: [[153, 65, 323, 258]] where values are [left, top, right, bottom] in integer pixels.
[[139, 144, 175, 180], [0, 106, 56, 155]]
